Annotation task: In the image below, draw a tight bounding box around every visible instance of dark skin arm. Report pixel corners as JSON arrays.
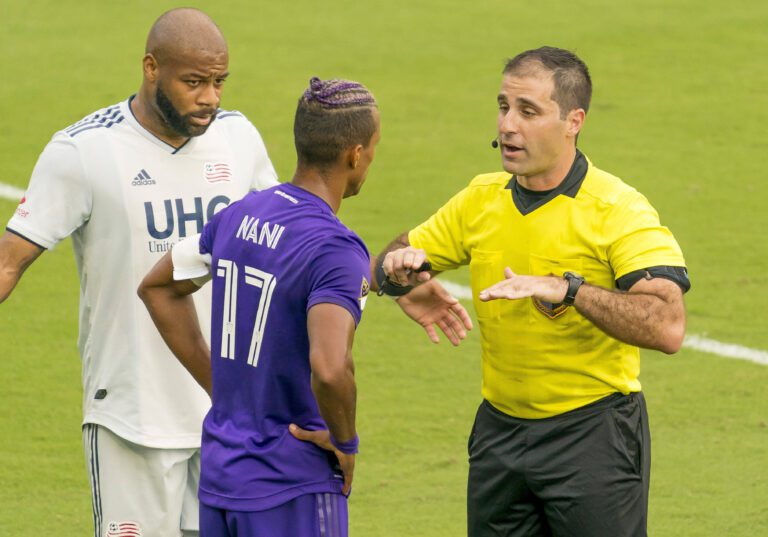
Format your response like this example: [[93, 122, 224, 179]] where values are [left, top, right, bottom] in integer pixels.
[[0, 232, 44, 303], [370, 232, 473, 345], [478, 267, 686, 354], [290, 303, 358, 495], [137, 252, 212, 395]]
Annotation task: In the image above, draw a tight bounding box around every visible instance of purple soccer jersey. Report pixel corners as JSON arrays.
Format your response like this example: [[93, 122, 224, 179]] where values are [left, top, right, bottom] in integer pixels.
[[196, 183, 370, 511]]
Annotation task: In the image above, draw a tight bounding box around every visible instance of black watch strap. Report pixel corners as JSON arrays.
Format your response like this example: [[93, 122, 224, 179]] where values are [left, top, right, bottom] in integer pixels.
[[562, 272, 585, 306], [374, 259, 433, 297]]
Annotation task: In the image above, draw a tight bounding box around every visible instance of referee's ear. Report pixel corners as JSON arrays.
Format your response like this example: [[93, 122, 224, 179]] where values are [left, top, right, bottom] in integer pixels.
[[566, 108, 586, 139]]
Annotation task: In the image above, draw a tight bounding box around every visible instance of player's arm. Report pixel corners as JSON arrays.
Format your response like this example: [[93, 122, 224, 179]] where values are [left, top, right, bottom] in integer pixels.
[[479, 268, 686, 354], [291, 303, 358, 495], [137, 240, 212, 395], [0, 231, 45, 303], [308, 303, 357, 443], [371, 232, 472, 345], [2, 136, 91, 304]]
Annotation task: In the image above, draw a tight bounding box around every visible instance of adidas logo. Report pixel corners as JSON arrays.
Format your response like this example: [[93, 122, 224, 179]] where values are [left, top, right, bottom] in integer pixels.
[[131, 169, 156, 186]]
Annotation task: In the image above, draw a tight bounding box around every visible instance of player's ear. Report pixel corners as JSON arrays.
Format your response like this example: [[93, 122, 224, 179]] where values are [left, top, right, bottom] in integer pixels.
[[347, 144, 363, 169], [143, 53, 160, 83]]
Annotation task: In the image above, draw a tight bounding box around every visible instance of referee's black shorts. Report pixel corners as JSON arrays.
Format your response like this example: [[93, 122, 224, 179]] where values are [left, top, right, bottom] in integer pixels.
[[467, 392, 650, 537]]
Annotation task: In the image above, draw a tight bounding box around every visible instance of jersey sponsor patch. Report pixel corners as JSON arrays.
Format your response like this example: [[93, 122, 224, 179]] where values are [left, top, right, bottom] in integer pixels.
[[204, 162, 232, 183], [360, 276, 370, 310], [532, 297, 569, 319], [15, 195, 29, 218], [106, 521, 142, 537]]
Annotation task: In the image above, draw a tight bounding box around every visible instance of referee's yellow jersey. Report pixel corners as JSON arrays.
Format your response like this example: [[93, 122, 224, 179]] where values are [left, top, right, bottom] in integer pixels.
[[409, 156, 686, 419]]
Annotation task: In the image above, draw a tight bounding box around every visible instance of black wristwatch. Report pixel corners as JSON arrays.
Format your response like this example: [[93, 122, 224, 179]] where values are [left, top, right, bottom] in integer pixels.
[[562, 272, 585, 306]]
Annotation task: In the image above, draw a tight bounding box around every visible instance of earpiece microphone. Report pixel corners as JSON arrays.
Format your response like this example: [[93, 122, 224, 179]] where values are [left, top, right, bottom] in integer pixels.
[[491, 138, 499, 149]]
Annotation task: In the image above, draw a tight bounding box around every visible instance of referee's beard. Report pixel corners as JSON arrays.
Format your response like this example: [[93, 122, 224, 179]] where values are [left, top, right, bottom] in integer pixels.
[[155, 85, 217, 138]]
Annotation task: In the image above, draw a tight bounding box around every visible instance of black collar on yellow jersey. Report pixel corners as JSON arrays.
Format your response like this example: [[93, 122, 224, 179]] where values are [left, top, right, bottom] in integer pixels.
[[505, 150, 588, 215]]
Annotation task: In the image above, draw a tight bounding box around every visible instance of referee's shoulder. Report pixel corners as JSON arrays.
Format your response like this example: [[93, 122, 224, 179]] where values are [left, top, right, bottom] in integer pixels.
[[466, 171, 511, 189], [580, 163, 644, 208]]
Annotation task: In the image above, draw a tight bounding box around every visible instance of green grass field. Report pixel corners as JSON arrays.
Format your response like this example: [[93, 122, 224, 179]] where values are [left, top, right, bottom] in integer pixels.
[[1, 0, 767, 535]]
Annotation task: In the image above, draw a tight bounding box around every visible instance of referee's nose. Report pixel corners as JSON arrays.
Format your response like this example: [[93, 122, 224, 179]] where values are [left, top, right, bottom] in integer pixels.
[[499, 108, 520, 137]]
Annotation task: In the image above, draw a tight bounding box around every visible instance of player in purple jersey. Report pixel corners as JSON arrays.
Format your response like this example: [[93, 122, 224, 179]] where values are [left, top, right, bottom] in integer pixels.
[[139, 78, 472, 536]]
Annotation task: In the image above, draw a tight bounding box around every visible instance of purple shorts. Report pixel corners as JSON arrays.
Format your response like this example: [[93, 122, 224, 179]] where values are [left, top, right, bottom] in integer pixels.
[[200, 493, 348, 537]]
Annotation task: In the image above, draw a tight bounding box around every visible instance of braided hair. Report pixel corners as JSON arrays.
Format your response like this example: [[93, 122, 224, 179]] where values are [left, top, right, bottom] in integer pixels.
[[294, 77, 378, 166]]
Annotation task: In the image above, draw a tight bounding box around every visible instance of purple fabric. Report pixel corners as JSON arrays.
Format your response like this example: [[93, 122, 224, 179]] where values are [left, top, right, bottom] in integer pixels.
[[200, 493, 348, 537], [197, 183, 370, 511]]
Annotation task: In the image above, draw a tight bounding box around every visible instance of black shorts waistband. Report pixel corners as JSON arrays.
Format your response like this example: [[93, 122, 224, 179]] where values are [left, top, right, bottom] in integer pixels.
[[482, 392, 641, 423]]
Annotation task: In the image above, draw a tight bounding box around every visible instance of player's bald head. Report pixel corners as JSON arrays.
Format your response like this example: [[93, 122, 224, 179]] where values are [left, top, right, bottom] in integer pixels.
[[146, 8, 227, 65], [137, 9, 230, 142]]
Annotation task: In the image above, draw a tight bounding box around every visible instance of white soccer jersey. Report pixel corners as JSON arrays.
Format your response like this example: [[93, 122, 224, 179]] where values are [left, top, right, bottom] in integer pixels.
[[7, 97, 278, 448]]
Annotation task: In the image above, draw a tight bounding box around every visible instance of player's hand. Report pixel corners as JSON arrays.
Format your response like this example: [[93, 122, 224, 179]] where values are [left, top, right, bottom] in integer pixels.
[[289, 424, 355, 496], [382, 247, 432, 287], [478, 267, 568, 303], [396, 279, 473, 345]]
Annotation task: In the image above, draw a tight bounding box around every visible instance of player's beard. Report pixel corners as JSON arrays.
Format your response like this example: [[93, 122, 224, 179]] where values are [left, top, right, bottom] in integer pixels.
[[155, 85, 217, 138]]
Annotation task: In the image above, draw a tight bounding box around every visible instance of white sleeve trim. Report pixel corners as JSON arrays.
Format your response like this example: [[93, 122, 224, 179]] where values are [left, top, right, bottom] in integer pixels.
[[5, 224, 55, 250]]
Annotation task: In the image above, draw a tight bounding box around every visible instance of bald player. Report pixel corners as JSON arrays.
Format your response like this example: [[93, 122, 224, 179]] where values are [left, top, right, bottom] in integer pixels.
[[0, 8, 277, 537]]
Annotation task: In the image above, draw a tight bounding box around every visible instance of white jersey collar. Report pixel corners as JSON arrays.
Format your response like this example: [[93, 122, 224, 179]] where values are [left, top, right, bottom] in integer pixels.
[[121, 96, 195, 155]]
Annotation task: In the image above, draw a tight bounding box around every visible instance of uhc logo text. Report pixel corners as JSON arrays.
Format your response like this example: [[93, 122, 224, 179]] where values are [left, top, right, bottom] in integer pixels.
[[145, 196, 230, 239]]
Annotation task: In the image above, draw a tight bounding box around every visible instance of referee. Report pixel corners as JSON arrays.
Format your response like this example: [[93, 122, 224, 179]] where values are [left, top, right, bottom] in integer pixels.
[[374, 46, 689, 537]]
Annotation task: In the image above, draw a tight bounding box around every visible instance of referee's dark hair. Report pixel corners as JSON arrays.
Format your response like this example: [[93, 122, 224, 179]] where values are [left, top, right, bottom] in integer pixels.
[[504, 47, 592, 119], [294, 77, 378, 167]]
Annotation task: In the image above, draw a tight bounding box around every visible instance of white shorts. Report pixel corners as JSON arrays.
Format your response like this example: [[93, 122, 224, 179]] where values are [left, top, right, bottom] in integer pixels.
[[83, 424, 200, 537]]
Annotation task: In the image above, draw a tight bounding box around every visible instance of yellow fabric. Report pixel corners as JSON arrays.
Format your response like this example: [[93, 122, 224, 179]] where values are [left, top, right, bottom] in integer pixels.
[[409, 158, 686, 419]]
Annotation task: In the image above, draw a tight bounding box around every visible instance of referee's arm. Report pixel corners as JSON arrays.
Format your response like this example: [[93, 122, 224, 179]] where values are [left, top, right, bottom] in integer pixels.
[[479, 270, 686, 354], [370, 231, 472, 346], [571, 276, 685, 354], [370, 232, 439, 291]]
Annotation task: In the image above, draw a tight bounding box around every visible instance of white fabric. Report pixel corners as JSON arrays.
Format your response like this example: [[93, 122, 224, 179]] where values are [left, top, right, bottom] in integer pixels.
[[83, 424, 200, 536], [8, 99, 278, 448], [172, 233, 211, 282]]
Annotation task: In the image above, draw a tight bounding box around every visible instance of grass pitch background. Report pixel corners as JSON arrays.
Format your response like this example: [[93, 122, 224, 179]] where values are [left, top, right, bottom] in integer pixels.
[[1, 0, 767, 535]]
